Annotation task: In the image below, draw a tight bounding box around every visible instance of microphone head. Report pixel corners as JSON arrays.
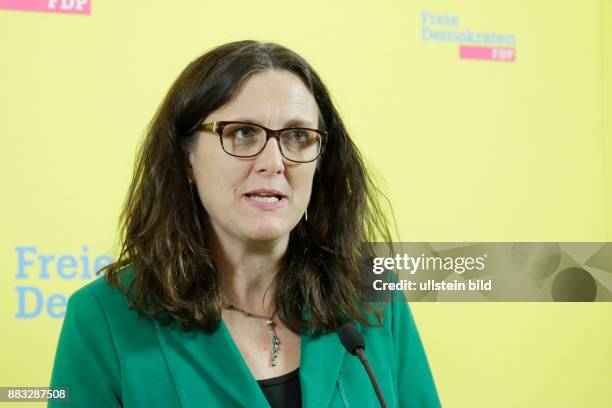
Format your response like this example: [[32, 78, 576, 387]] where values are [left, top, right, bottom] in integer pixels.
[[336, 323, 365, 355]]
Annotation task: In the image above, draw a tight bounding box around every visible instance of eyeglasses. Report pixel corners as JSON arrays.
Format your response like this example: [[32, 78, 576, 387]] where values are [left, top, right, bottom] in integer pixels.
[[199, 121, 327, 163]]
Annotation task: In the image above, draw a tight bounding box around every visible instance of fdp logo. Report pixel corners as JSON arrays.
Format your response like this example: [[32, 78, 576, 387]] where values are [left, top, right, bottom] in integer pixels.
[[48, 0, 89, 12], [0, 0, 91, 15]]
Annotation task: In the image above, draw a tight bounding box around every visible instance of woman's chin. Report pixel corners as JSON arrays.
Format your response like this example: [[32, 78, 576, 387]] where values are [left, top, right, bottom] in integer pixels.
[[242, 218, 293, 242]]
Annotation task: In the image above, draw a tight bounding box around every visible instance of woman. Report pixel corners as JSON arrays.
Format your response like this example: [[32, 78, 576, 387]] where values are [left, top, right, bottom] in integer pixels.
[[49, 40, 441, 407]]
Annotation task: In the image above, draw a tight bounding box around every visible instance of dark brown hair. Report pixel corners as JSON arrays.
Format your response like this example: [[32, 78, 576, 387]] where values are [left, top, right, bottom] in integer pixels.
[[101, 40, 396, 335]]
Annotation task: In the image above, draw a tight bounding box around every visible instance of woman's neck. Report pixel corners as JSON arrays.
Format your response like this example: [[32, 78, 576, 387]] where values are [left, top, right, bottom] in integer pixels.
[[213, 234, 288, 316]]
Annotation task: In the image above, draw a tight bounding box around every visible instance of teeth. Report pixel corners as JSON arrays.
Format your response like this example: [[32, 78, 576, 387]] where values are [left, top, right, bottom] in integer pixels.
[[250, 195, 280, 202]]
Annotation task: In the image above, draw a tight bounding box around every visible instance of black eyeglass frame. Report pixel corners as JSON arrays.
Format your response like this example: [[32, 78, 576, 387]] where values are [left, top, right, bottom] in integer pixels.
[[199, 120, 328, 163]]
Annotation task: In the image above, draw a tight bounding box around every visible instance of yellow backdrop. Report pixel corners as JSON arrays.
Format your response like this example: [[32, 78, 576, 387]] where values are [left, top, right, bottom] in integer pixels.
[[1, 1, 611, 407]]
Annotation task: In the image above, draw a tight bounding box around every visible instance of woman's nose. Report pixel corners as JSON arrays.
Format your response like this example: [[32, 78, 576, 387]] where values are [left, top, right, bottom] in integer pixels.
[[253, 137, 285, 174]]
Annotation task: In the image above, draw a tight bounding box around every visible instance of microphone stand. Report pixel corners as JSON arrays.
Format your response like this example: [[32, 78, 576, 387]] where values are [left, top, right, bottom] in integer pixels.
[[355, 347, 388, 408]]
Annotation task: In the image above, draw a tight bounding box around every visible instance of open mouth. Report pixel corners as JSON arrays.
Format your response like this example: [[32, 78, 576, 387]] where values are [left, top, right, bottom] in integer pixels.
[[243, 191, 287, 208], [244, 188, 287, 202], [244, 193, 284, 203]]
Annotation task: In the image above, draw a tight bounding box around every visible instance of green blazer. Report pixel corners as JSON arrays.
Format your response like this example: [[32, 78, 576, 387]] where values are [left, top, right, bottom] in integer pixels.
[[49, 268, 441, 407]]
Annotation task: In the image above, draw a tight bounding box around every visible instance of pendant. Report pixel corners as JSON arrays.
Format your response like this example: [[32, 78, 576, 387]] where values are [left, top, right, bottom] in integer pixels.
[[266, 319, 281, 366]]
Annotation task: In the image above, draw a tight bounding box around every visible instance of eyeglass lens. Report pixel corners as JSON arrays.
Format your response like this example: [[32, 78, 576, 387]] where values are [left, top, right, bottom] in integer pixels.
[[220, 123, 321, 162]]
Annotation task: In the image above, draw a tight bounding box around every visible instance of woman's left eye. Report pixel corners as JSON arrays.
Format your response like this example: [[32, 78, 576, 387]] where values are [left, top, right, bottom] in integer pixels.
[[290, 130, 307, 142]]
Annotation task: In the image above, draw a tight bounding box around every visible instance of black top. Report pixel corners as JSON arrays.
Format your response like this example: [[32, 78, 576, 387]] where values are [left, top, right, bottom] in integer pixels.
[[257, 367, 302, 408]]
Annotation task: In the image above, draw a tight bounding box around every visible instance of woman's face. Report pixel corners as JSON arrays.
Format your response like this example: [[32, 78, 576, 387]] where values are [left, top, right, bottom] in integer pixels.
[[188, 69, 320, 246]]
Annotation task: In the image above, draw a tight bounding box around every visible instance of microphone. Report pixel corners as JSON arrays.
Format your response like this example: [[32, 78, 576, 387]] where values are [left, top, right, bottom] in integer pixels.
[[336, 323, 388, 408]]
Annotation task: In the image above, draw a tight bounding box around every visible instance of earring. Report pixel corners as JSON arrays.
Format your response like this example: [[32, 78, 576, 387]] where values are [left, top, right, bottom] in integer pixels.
[[305, 209, 308, 221], [188, 180, 196, 201]]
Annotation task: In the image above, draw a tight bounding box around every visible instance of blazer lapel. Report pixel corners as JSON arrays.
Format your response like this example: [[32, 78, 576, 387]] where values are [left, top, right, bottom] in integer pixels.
[[154, 308, 348, 408], [155, 318, 270, 408], [300, 327, 348, 408]]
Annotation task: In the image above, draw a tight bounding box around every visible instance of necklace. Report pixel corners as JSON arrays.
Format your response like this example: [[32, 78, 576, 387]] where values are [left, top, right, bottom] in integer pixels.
[[220, 297, 281, 367]]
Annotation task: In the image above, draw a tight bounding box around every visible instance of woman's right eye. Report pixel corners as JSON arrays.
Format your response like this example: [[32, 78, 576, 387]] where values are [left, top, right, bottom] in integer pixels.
[[233, 126, 255, 139]]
